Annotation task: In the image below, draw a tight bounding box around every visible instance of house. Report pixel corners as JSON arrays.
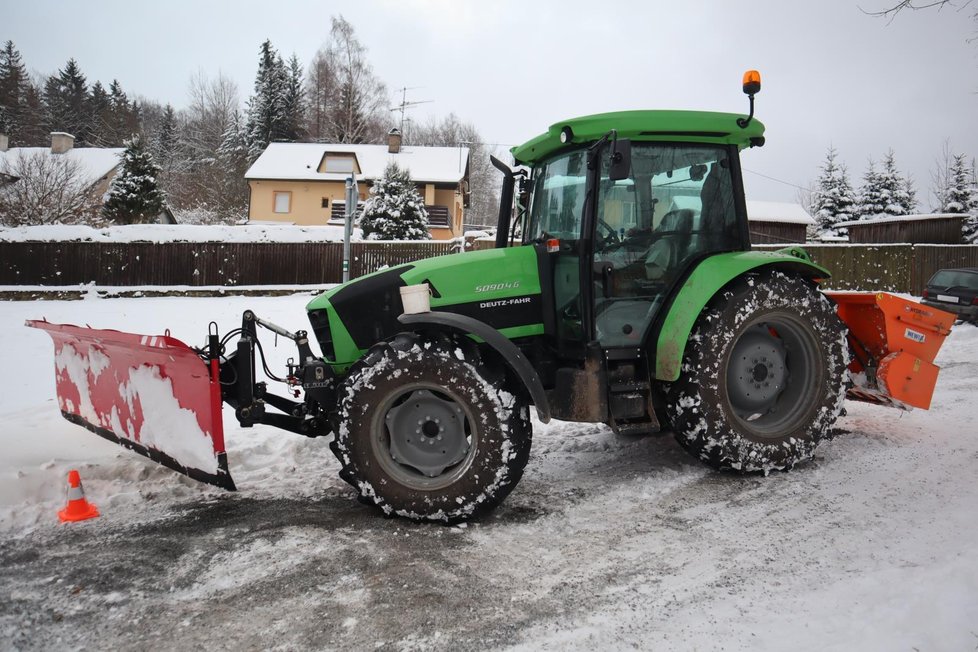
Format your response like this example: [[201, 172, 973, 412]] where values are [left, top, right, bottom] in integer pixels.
[[745, 200, 814, 244], [245, 130, 470, 240], [837, 214, 964, 244], [0, 132, 123, 199]]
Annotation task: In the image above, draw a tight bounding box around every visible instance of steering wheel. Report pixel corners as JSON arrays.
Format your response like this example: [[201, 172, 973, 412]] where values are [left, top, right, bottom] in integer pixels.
[[597, 219, 622, 248]]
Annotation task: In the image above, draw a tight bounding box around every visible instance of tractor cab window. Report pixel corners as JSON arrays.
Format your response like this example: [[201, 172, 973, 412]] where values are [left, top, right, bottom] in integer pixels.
[[526, 149, 589, 243], [593, 143, 741, 346]]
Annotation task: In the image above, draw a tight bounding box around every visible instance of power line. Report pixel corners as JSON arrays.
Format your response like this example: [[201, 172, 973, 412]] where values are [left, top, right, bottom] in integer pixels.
[[742, 167, 810, 191]]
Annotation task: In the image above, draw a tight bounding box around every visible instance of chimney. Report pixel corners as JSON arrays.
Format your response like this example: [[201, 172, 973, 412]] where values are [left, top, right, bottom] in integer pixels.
[[51, 132, 75, 154], [387, 128, 402, 154], [0, 134, 8, 152]]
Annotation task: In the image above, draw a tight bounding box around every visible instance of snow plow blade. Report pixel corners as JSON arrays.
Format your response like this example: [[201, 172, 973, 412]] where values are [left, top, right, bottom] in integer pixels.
[[26, 320, 235, 490], [828, 292, 956, 410]]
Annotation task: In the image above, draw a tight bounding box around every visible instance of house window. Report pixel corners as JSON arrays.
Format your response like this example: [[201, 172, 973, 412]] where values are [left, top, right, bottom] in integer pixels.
[[273, 191, 291, 214], [320, 154, 358, 174], [321, 197, 329, 208]]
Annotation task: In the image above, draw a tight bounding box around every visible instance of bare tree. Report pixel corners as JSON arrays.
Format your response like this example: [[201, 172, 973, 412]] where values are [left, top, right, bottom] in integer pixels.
[[304, 16, 389, 144], [166, 71, 241, 217], [930, 139, 955, 211], [183, 70, 239, 157], [305, 47, 339, 142], [408, 113, 502, 228], [0, 151, 102, 226], [864, 1, 977, 41]]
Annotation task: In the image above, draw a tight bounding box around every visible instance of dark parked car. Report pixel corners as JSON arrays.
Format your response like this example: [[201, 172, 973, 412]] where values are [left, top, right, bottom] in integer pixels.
[[921, 267, 978, 323]]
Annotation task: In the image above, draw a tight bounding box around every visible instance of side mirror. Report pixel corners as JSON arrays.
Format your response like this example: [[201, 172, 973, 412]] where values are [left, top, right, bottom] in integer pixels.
[[689, 164, 708, 182], [609, 139, 632, 181]]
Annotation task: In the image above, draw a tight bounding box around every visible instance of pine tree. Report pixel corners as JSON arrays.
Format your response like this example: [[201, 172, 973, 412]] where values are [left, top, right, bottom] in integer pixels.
[[856, 159, 886, 218], [86, 81, 112, 146], [943, 154, 973, 213], [216, 110, 251, 218], [810, 146, 857, 238], [43, 59, 89, 145], [0, 40, 29, 142], [103, 135, 166, 224], [246, 40, 288, 160], [282, 54, 306, 142], [875, 150, 914, 216], [19, 82, 46, 146], [359, 162, 430, 240], [108, 79, 139, 145], [950, 155, 978, 244], [153, 104, 179, 167]]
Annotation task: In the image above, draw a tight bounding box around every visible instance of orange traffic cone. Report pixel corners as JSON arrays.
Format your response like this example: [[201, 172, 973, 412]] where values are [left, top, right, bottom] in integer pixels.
[[58, 469, 99, 522]]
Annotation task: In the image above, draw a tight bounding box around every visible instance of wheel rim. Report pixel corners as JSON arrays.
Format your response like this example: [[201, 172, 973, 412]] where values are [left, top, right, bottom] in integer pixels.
[[725, 314, 821, 438], [372, 383, 477, 490]]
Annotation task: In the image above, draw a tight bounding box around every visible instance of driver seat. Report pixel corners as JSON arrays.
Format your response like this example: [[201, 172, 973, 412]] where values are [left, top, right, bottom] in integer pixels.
[[644, 209, 694, 280]]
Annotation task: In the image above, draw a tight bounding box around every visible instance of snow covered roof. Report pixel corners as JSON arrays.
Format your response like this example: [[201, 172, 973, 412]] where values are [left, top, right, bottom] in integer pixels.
[[245, 143, 470, 184], [746, 200, 814, 225], [836, 213, 963, 227], [0, 146, 123, 186]]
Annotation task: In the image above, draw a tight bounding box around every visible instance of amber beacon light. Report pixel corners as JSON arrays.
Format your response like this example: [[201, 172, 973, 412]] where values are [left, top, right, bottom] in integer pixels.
[[742, 70, 761, 95], [737, 69, 762, 128]]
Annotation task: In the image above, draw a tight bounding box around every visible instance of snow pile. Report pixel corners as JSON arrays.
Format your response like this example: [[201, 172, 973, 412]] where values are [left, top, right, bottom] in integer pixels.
[[0, 223, 362, 243]]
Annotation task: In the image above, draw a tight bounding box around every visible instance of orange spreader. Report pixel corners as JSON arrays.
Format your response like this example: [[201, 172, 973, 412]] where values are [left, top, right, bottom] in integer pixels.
[[828, 292, 956, 410]]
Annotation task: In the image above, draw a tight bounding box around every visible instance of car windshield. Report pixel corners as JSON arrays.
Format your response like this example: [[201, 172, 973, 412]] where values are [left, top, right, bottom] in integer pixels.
[[929, 270, 978, 290]]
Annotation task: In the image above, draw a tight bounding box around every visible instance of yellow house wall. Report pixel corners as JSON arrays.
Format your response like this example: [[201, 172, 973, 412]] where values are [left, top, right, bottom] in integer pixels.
[[249, 179, 352, 225], [249, 179, 465, 237]]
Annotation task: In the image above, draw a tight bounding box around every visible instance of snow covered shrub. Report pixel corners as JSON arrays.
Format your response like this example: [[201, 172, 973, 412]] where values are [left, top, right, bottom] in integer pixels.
[[359, 161, 430, 240]]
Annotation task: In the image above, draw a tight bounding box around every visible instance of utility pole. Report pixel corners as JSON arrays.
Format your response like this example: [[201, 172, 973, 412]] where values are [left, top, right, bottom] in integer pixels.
[[343, 175, 358, 283], [390, 86, 432, 135]]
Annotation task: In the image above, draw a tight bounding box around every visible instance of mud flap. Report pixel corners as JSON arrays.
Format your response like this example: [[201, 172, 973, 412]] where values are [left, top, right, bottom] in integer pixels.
[[27, 320, 235, 490], [828, 292, 956, 410]]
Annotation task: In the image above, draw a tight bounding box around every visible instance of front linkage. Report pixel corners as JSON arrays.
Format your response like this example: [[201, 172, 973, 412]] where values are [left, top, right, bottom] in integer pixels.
[[207, 310, 335, 439]]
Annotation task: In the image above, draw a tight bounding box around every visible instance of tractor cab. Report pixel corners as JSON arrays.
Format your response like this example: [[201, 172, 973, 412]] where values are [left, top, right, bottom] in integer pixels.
[[524, 139, 748, 352], [506, 110, 764, 430]]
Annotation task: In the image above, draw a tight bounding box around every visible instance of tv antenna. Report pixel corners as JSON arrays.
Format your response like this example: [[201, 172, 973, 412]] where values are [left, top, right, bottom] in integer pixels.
[[390, 86, 432, 133]]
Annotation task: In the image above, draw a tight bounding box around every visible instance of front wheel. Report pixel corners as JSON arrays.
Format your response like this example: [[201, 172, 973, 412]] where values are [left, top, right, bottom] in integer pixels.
[[330, 332, 532, 523], [664, 271, 848, 472]]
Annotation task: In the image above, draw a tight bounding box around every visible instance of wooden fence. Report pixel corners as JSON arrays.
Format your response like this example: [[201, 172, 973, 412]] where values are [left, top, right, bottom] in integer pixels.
[[0, 241, 459, 287], [1, 239, 975, 295]]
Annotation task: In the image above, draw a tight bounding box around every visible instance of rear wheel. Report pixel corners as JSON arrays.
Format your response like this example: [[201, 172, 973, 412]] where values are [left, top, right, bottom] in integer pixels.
[[330, 332, 532, 523], [664, 271, 847, 472]]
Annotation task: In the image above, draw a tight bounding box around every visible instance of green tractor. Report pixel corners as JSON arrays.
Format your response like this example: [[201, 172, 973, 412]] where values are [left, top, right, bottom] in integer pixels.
[[31, 72, 954, 522]]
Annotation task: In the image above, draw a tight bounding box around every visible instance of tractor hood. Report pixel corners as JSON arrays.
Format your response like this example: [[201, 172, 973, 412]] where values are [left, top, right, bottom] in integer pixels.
[[306, 246, 545, 368]]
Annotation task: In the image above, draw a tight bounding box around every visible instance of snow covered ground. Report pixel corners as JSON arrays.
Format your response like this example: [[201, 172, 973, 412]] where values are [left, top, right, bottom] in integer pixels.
[[1, 292, 977, 650]]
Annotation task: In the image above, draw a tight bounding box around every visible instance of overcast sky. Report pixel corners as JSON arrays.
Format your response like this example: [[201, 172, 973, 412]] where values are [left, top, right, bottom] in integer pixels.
[[5, 0, 977, 204]]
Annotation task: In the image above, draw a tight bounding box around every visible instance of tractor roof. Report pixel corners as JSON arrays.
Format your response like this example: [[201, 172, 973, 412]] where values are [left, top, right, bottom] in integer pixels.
[[511, 110, 765, 167]]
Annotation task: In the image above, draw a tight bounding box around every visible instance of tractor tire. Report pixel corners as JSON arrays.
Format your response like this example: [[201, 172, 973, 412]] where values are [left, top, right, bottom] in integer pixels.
[[664, 271, 847, 473], [329, 332, 532, 523]]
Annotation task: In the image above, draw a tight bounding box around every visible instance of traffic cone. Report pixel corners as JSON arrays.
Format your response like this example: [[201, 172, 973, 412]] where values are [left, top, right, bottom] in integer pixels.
[[58, 469, 99, 522]]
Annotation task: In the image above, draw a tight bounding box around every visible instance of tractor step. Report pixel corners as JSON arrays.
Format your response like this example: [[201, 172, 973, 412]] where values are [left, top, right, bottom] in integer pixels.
[[605, 351, 660, 436]]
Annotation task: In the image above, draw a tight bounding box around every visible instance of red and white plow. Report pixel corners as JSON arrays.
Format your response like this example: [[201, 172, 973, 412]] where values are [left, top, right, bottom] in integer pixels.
[[27, 320, 235, 490]]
